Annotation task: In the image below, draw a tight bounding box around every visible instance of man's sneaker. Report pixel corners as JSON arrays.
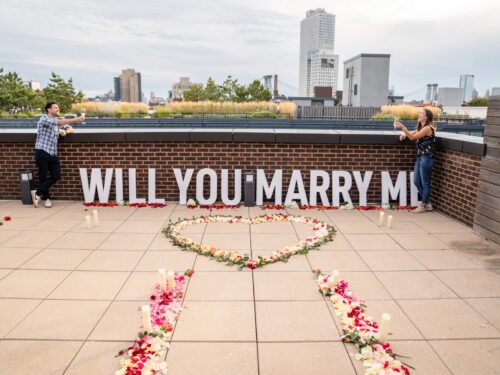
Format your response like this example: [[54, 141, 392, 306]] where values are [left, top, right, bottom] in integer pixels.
[[31, 190, 41, 208], [44, 199, 52, 208], [425, 203, 433, 211], [412, 205, 427, 213]]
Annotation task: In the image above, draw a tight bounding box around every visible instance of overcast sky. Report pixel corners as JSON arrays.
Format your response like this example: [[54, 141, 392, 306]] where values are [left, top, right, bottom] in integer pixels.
[[1, 0, 499, 100]]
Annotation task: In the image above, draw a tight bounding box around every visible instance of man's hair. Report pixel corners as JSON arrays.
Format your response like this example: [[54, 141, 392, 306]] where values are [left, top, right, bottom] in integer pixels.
[[45, 101, 59, 113]]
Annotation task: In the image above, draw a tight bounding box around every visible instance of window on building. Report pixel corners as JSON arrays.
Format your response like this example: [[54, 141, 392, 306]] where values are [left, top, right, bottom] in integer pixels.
[[321, 59, 335, 68], [354, 84, 358, 96]]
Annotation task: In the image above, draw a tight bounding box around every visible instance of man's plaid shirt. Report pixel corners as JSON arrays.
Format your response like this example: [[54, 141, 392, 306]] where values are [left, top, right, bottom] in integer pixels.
[[35, 115, 60, 156]]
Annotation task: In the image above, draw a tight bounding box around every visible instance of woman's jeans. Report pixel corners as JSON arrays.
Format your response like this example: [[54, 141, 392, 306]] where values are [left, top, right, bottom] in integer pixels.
[[413, 156, 435, 204]]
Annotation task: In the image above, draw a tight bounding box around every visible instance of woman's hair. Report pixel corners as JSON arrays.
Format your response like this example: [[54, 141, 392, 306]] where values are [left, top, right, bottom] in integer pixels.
[[417, 108, 436, 132]]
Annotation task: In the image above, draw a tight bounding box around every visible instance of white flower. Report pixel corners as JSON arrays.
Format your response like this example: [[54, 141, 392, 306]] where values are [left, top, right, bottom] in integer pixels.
[[340, 203, 355, 210], [286, 200, 299, 209], [186, 198, 197, 207]]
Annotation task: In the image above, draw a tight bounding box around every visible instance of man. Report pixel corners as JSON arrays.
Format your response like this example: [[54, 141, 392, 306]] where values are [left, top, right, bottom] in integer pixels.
[[32, 101, 84, 208]]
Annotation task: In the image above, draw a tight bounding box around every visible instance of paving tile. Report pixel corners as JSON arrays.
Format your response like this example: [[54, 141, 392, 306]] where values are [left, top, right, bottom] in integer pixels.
[[390, 234, 449, 250], [172, 301, 255, 341], [193, 253, 251, 272], [48, 232, 109, 250], [98, 233, 155, 251], [115, 271, 158, 301], [430, 339, 500, 374], [353, 299, 424, 340], [408, 250, 481, 270], [256, 301, 339, 341], [48, 271, 129, 300], [3, 230, 64, 248], [167, 342, 258, 375], [358, 251, 426, 271], [0, 269, 69, 298], [252, 250, 312, 271], [202, 233, 251, 250], [345, 234, 403, 251], [0, 247, 41, 268], [307, 251, 369, 271], [416, 220, 474, 233], [148, 233, 203, 251], [254, 272, 322, 301], [0, 340, 82, 375], [316, 233, 354, 250], [65, 341, 128, 375], [398, 299, 499, 339], [126, 207, 173, 221], [77, 250, 143, 271], [0, 217, 41, 230], [376, 271, 457, 299], [251, 233, 301, 251], [0, 230, 21, 244], [259, 342, 355, 375], [30, 218, 80, 231], [434, 270, 500, 297], [205, 221, 250, 233], [336, 271, 392, 300], [333, 221, 385, 234], [250, 221, 294, 234], [20, 249, 91, 270], [324, 210, 369, 222], [115, 220, 165, 234], [465, 298, 500, 329], [89, 300, 148, 340], [135, 251, 196, 271], [6, 300, 110, 339], [71, 219, 123, 233], [185, 271, 253, 301], [0, 299, 40, 337]]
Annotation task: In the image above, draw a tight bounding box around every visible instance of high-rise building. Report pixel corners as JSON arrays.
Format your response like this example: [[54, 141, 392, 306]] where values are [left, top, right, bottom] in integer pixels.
[[113, 69, 142, 102], [425, 84, 438, 102], [342, 54, 390, 107], [298, 8, 339, 98], [491, 87, 500, 97], [23, 80, 41, 91], [171, 77, 196, 100], [459, 74, 474, 102]]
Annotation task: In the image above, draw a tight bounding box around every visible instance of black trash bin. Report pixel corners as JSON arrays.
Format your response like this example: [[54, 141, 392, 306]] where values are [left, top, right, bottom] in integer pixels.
[[20, 171, 35, 204], [243, 171, 256, 207]]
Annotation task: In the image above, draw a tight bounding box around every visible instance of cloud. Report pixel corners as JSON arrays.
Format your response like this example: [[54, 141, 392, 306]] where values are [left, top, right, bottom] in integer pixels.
[[0, 0, 498, 99]]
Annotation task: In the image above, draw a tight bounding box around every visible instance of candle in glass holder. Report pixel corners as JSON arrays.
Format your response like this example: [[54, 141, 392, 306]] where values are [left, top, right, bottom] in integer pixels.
[[167, 271, 176, 290], [378, 313, 391, 343], [85, 215, 92, 229], [379, 211, 385, 226], [159, 269, 167, 291], [92, 209, 99, 226], [387, 215, 393, 229], [141, 305, 153, 332]]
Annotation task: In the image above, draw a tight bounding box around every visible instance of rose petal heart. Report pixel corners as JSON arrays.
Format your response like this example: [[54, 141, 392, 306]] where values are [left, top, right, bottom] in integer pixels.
[[163, 213, 336, 269]]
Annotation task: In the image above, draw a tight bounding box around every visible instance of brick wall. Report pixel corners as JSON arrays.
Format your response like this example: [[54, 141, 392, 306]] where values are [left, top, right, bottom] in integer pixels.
[[0, 141, 481, 226]]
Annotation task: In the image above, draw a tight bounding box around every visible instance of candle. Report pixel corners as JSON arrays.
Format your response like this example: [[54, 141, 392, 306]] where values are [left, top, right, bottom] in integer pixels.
[[327, 270, 340, 288], [159, 269, 167, 291], [378, 313, 391, 343], [379, 211, 385, 226], [387, 215, 393, 229], [85, 215, 92, 229], [167, 271, 176, 290], [141, 305, 153, 332], [92, 209, 99, 226]]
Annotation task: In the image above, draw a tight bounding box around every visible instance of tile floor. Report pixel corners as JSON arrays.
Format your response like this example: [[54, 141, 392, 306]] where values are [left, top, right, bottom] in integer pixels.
[[0, 200, 499, 374]]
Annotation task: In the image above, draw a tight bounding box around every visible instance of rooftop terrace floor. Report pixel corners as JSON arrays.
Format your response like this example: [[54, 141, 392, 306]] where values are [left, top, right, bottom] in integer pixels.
[[0, 201, 499, 374]]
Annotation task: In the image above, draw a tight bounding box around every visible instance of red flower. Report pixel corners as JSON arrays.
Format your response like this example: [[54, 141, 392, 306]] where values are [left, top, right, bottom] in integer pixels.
[[3, 216, 12, 221]]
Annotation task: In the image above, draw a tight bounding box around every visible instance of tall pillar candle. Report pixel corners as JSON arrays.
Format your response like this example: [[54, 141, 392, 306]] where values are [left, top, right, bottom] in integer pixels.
[[379, 211, 385, 226], [159, 269, 167, 291], [141, 305, 153, 332], [387, 215, 393, 229], [378, 313, 391, 343], [167, 271, 176, 290], [92, 209, 99, 226]]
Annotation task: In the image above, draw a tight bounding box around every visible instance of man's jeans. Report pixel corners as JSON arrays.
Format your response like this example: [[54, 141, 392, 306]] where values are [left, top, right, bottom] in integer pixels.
[[35, 149, 61, 200], [413, 155, 435, 205]]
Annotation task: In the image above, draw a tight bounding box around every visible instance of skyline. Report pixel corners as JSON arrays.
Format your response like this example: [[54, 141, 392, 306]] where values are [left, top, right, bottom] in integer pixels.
[[1, 0, 499, 100]]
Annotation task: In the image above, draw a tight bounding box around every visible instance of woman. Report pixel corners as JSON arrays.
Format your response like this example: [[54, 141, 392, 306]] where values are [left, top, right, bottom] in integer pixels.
[[394, 108, 436, 213]]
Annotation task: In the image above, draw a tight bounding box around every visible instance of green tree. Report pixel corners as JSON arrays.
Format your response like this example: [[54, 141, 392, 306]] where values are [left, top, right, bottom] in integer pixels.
[[247, 79, 272, 101], [182, 83, 205, 102], [220, 75, 239, 101], [43, 72, 84, 113], [468, 96, 488, 107], [0, 68, 45, 113], [204, 77, 222, 101], [234, 84, 249, 102]]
